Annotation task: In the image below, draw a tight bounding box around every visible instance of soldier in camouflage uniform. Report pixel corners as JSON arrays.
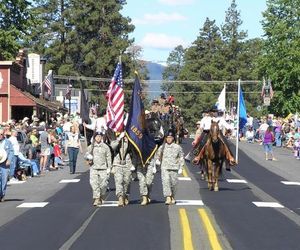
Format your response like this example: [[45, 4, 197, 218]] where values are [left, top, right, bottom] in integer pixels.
[[111, 133, 133, 207], [86, 132, 112, 207], [132, 152, 156, 206], [156, 130, 184, 205]]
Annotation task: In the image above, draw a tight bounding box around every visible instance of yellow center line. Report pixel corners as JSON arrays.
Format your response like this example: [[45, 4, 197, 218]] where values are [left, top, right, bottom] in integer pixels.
[[182, 166, 188, 177], [179, 208, 194, 250], [198, 208, 222, 250]]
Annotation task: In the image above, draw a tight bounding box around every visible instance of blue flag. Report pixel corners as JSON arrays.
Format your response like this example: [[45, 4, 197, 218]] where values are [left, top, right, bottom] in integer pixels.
[[125, 75, 158, 165], [239, 87, 247, 129]]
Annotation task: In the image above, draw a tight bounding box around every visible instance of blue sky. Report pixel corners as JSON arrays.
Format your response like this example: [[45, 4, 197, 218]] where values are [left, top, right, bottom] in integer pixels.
[[121, 0, 267, 64]]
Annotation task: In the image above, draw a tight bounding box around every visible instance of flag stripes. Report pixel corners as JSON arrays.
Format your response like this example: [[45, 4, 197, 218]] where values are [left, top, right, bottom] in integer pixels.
[[106, 62, 124, 132], [44, 70, 53, 96]]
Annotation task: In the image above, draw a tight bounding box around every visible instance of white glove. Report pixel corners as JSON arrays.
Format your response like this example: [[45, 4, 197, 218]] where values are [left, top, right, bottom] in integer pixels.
[[130, 165, 135, 171], [178, 168, 183, 175], [155, 159, 161, 166], [106, 168, 111, 174], [85, 153, 93, 161], [118, 132, 125, 140], [152, 165, 157, 174]]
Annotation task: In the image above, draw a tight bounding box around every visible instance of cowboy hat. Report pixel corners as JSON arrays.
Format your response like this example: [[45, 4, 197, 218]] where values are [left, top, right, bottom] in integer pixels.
[[22, 117, 29, 123], [0, 148, 8, 164]]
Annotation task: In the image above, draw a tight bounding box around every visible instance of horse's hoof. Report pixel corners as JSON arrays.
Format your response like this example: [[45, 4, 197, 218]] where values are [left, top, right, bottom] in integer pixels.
[[214, 187, 219, 192]]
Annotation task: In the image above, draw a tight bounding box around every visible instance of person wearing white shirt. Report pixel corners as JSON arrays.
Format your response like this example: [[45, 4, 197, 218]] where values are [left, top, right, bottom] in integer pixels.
[[84, 116, 107, 134], [246, 127, 255, 143], [8, 130, 20, 179], [258, 119, 269, 142]]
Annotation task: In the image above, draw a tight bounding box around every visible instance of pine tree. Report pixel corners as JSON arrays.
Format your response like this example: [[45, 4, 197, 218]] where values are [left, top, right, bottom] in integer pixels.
[[0, 0, 34, 59], [221, 0, 247, 80]]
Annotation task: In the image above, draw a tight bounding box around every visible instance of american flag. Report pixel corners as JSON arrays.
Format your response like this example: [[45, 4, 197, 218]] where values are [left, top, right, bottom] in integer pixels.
[[44, 70, 53, 96], [106, 62, 124, 132]]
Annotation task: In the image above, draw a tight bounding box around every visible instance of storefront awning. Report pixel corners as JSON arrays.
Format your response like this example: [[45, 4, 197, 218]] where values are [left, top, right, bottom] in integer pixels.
[[10, 85, 63, 112]]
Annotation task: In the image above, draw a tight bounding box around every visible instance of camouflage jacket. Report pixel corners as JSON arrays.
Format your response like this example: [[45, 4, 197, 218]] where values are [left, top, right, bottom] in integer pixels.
[[87, 142, 112, 170], [156, 142, 184, 170]]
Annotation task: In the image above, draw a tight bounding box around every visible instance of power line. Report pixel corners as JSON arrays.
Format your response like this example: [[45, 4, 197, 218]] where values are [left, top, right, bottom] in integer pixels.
[[55, 86, 260, 94], [54, 75, 260, 85]]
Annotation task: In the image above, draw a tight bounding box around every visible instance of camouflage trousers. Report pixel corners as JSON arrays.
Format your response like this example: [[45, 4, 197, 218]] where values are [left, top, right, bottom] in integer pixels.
[[90, 168, 109, 199], [161, 169, 178, 197], [114, 166, 132, 197], [137, 165, 155, 196]]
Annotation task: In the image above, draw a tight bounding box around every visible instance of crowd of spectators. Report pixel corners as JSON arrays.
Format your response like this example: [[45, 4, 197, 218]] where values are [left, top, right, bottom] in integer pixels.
[[0, 112, 83, 184], [242, 113, 300, 160]]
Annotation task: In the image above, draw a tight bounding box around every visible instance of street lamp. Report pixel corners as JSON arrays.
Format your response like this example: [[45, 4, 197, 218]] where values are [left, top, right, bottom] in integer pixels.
[[67, 80, 73, 116]]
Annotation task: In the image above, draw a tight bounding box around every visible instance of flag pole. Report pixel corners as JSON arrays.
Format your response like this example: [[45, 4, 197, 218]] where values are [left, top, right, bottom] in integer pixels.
[[235, 79, 241, 164], [80, 79, 88, 149]]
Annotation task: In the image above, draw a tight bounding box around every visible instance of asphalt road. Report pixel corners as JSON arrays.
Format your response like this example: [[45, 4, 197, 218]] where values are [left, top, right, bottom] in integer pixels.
[[0, 138, 299, 250]]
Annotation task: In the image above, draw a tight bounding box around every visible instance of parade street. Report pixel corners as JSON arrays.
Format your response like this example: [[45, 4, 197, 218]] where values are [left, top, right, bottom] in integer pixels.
[[0, 138, 299, 250]]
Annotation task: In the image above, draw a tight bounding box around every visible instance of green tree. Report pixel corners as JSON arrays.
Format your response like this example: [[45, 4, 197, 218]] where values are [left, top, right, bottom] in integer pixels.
[[0, 0, 34, 60], [259, 0, 300, 115], [221, 0, 248, 80], [28, 0, 71, 74], [65, 0, 134, 78]]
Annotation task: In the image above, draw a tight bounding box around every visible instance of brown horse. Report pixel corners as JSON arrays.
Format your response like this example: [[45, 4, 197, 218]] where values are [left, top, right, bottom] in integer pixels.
[[203, 121, 226, 191]]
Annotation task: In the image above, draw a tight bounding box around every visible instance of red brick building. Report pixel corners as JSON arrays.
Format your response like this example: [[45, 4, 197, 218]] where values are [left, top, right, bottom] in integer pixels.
[[0, 50, 65, 123]]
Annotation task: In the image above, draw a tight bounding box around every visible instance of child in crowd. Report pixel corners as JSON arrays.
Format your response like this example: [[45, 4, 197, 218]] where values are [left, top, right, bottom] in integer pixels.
[[53, 140, 64, 169]]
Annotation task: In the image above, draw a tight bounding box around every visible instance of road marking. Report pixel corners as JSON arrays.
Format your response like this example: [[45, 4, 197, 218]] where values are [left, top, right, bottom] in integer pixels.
[[198, 209, 222, 250], [178, 177, 192, 181], [252, 202, 284, 208], [176, 200, 204, 206], [281, 181, 300, 186], [59, 179, 80, 183], [179, 209, 194, 250], [17, 202, 49, 208], [182, 167, 188, 177], [100, 201, 118, 207], [226, 179, 247, 183], [7, 180, 26, 185], [59, 208, 99, 250]]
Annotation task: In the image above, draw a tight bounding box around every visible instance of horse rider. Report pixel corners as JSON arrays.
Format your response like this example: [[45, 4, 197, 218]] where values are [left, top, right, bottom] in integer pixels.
[[193, 109, 236, 170], [159, 93, 167, 108], [150, 99, 162, 114], [213, 110, 236, 169]]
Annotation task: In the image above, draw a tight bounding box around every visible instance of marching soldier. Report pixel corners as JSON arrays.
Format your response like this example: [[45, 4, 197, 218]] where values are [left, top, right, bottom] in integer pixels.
[[132, 152, 156, 206], [86, 131, 112, 207], [111, 133, 133, 207], [155, 130, 184, 205]]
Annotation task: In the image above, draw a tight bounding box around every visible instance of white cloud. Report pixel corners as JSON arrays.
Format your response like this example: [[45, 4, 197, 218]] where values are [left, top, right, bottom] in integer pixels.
[[158, 0, 194, 6], [133, 12, 187, 25], [140, 33, 187, 49]]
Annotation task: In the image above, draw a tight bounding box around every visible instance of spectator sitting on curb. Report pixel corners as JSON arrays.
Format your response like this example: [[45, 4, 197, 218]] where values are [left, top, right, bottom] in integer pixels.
[[246, 126, 254, 143]]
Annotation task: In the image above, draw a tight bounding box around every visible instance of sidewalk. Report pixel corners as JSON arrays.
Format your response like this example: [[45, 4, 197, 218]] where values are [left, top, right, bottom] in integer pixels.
[[236, 140, 300, 182]]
